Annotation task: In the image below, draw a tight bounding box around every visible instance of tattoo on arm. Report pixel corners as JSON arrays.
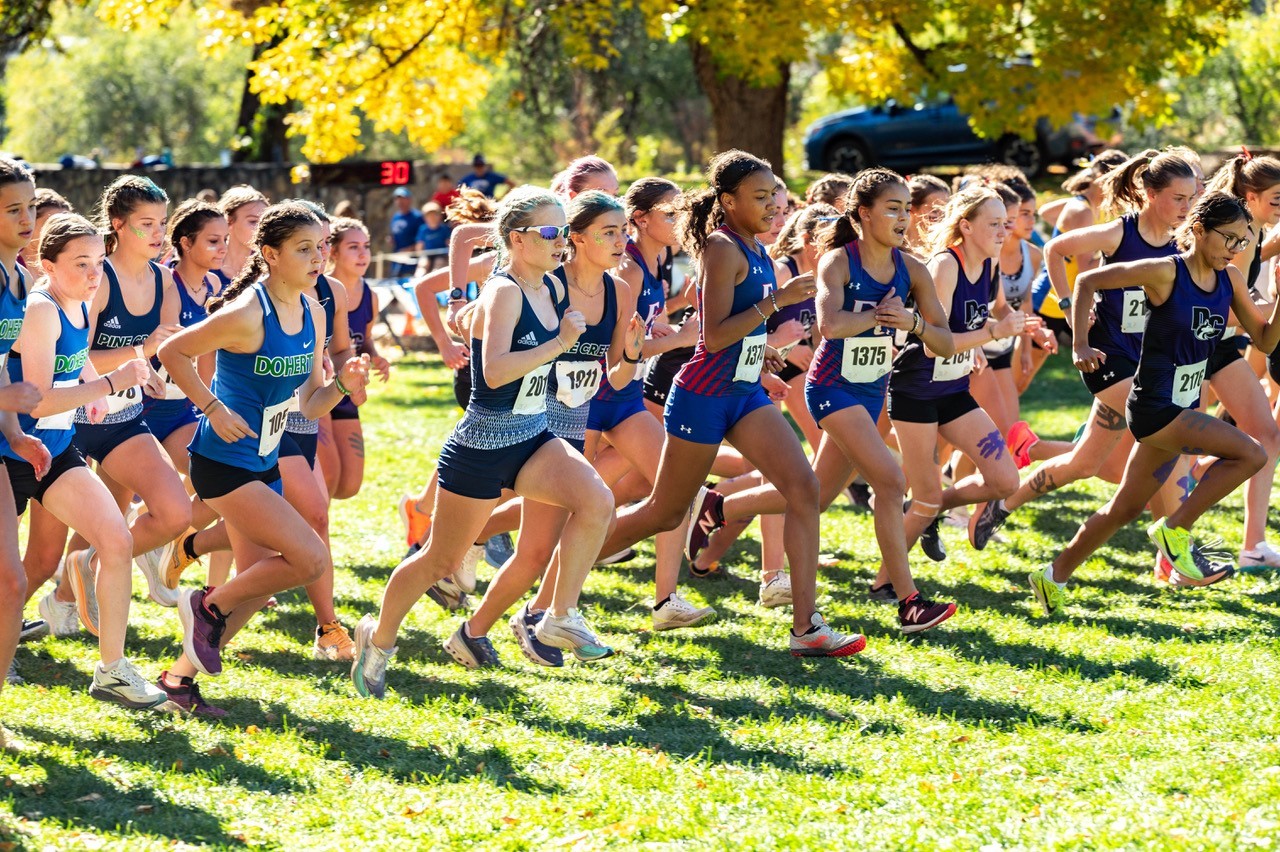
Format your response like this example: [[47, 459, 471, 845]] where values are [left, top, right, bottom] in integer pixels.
[[1029, 468, 1057, 495], [1094, 403, 1126, 431]]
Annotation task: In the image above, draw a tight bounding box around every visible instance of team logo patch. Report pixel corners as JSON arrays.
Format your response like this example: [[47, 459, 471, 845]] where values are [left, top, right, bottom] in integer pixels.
[[1191, 306, 1225, 342]]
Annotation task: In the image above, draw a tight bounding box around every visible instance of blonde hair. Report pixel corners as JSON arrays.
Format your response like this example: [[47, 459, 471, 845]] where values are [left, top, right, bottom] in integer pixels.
[[924, 187, 1001, 257]]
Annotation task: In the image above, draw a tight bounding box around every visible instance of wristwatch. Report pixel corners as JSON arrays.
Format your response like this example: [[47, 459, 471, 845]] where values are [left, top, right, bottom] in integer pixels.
[[449, 287, 465, 301], [1058, 296, 1071, 311]]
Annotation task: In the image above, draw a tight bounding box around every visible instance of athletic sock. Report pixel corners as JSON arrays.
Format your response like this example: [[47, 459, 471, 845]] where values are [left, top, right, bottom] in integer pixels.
[[653, 595, 672, 611], [182, 534, 199, 561]]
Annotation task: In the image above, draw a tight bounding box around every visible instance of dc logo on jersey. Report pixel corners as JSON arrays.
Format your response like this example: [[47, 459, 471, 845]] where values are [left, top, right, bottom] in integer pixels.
[[1191, 306, 1225, 341], [964, 300, 988, 330]]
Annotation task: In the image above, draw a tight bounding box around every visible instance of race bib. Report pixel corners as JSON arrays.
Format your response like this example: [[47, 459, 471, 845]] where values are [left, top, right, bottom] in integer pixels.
[[734, 333, 766, 383], [513, 363, 553, 415], [555, 360, 603, 408], [1172, 360, 1207, 408], [1121, 289, 1148, 334], [35, 379, 77, 430], [104, 384, 143, 414], [258, 397, 293, 457], [0, 353, 7, 376], [153, 363, 187, 401], [1223, 325, 1238, 340], [933, 350, 975, 382], [840, 336, 892, 384]]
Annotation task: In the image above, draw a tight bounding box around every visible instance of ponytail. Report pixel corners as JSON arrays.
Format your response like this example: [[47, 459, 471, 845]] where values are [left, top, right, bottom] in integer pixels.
[[675, 149, 773, 259], [209, 254, 267, 314], [1099, 149, 1195, 218], [207, 200, 323, 313]]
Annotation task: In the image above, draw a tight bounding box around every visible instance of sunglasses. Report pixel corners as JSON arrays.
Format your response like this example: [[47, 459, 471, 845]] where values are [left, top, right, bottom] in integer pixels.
[[512, 225, 570, 240]]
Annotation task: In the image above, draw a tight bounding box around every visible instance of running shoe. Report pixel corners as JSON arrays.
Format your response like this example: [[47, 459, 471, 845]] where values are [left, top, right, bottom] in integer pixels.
[[1167, 538, 1235, 587], [163, 529, 201, 590], [758, 573, 793, 608], [426, 575, 469, 611], [652, 593, 716, 630], [313, 621, 356, 662], [65, 548, 100, 636], [484, 533, 515, 569], [689, 560, 734, 581], [351, 614, 396, 699], [1007, 420, 1039, 470], [19, 619, 47, 642], [38, 591, 79, 637], [444, 623, 501, 669], [685, 485, 725, 562], [789, 612, 866, 657], [0, 725, 25, 753], [971, 500, 1011, 551], [156, 671, 227, 718], [844, 481, 873, 513], [597, 548, 637, 566], [1028, 566, 1066, 616], [455, 544, 484, 594], [135, 542, 180, 607], [90, 657, 170, 710], [535, 609, 614, 662], [920, 515, 947, 562], [1240, 542, 1280, 573], [509, 602, 563, 667], [868, 582, 897, 604], [898, 593, 957, 634], [1154, 551, 1173, 584], [5, 658, 22, 685], [1147, 518, 1201, 581], [398, 492, 432, 549], [178, 587, 226, 677]]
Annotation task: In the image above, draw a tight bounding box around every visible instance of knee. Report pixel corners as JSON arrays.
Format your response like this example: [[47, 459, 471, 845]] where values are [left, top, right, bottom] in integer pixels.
[[0, 565, 26, 607], [570, 478, 615, 525], [150, 495, 192, 538], [780, 470, 820, 513], [94, 523, 135, 569], [910, 478, 943, 510], [868, 467, 907, 504], [1241, 438, 1268, 475], [294, 539, 330, 584], [1257, 425, 1280, 459], [301, 502, 330, 539], [991, 461, 1020, 499]]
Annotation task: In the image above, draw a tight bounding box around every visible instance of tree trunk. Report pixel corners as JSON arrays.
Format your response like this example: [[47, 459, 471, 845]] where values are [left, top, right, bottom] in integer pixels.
[[689, 41, 790, 177], [233, 41, 290, 163]]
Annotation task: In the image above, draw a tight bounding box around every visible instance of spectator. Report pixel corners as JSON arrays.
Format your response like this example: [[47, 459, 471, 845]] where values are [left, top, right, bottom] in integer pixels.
[[387, 187, 424, 278], [431, 174, 460, 210], [414, 202, 450, 271], [333, 199, 356, 218], [457, 153, 513, 198], [196, 188, 218, 203]]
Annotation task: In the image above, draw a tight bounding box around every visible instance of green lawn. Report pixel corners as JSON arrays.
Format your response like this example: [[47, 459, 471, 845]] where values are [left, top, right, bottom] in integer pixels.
[[4, 354, 1280, 850]]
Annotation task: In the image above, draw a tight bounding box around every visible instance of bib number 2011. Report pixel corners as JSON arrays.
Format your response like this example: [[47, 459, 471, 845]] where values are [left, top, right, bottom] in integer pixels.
[[514, 364, 553, 415]]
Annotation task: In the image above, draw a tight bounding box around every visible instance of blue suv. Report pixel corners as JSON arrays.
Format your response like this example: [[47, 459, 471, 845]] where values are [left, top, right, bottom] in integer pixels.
[[803, 97, 1107, 177]]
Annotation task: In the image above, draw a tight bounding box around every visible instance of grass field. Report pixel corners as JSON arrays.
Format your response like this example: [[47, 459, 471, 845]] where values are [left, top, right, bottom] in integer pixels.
[[4, 352, 1280, 850]]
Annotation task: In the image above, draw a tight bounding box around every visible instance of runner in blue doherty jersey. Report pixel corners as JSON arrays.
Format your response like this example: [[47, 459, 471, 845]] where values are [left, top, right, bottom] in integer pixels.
[[1030, 191, 1280, 613]]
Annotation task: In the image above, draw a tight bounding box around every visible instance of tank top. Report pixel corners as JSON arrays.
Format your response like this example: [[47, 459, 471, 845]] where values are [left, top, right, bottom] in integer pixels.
[[4, 291, 90, 459], [453, 271, 563, 450], [77, 259, 164, 422], [1088, 214, 1177, 364], [346, 280, 376, 350], [190, 283, 316, 471], [674, 227, 773, 396], [768, 256, 816, 359], [285, 273, 338, 436], [1131, 256, 1230, 413], [145, 267, 216, 407], [0, 261, 28, 374], [891, 247, 994, 398], [596, 240, 664, 404], [212, 268, 233, 291], [984, 241, 1034, 357], [809, 242, 909, 394], [548, 267, 615, 440]]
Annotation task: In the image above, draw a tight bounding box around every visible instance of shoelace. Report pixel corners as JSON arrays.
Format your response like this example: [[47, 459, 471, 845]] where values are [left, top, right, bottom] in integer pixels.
[[115, 661, 149, 691]]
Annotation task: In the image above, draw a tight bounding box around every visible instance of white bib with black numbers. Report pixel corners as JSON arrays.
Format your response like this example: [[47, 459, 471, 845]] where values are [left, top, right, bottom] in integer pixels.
[[734, 333, 766, 383], [841, 336, 892, 384], [258, 397, 293, 457], [513, 363, 553, 415], [932, 350, 975, 382], [153, 363, 187, 400], [35, 380, 78, 430], [555, 360, 603, 408], [1121, 289, 1149, 334], [104, 384, 143, 414], [1172, 360, 1207, 408]]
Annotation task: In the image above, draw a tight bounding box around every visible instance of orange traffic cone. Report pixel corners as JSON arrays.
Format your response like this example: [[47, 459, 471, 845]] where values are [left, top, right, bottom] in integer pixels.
[[401, 312, 417, 337]]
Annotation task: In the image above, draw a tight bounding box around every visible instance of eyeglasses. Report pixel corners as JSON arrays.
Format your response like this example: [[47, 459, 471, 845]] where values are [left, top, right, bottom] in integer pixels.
[[512, 225, 570, 240], [1211, 227, 1251, 253]]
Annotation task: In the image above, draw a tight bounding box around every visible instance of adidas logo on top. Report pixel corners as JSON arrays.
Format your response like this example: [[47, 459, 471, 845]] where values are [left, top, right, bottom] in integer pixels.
[[517, 332, 538, 347], [102, 316, 122, 330]]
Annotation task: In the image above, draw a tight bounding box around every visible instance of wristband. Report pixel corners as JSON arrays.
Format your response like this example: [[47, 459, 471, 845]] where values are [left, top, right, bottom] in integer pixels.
[[753, 303, 769, 322], [134, 344, 146, 361], [104, 374, 116, 394], [769, 292, 781, 314], [204, 398, 222, 415], [335, 374, 352, 396], [623, 351, 643, 364], [912, 312, 924, 337], [1058, 296, 1071, 311], [555, 335, 569, 353], [989, 324, 998, 340]]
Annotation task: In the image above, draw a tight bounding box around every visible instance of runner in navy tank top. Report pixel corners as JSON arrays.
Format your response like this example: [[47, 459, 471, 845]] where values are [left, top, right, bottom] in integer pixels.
[[980, 151, 1199, 550], [159, 201, 371, 713], [1031, 191, 1280, 613], [353, 187, 616, 699], [590, 151, 865, 657], [8, 214, 169, 710], [216, 185, 268, 293]]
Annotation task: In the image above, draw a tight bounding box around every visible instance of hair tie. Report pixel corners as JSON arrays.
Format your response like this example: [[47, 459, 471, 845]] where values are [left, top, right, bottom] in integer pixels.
[[1241, 145, 1254, 162]]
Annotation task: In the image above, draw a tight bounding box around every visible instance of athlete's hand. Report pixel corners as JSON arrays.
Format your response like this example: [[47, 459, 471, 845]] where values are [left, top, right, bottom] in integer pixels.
[[787, 343, 813, 371], [0, 381, 42, 414], [1032, 324, 1058, 354], [141, 367, 166, 399], [992, 310, 1027, 340], [648, 321, 675, 339], [623, 313, 645, 362], [559, 309, 587, 345], [207, 401, 257, 443], [1073, 343, 1107, 373], [10, 433, 50, 479], [143, 324, 182, 357], [370, 355, 391, 383], [763, 344, 786, 375], [874, 293, 913, 331], [339, 353, 372, 397], [768, 318, 805, 350], [437, 339, 469, 371], [973, 348, 989, 373], [84, 398, 108, 424], [762, 370, 789, 401], [111, 358, 150, 391], [775, 271, 816, 308]]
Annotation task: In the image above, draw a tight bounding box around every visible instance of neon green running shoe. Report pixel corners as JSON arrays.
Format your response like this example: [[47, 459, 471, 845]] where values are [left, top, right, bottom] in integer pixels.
[[1028, 566, 1066, 616], [1147, 518, 1201, 581]]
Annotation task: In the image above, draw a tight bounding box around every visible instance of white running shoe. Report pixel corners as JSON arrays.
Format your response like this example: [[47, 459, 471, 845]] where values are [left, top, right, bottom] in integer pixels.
[[1240, 542, 1280, 572], [136, 542, 180, 607], [350, 614, 396, 699], [455, 544, 484, 594], [38, 590, 80, 637], [652, 593, 716, 631], [90, 658, 170, 710], [535, 609, 614, 662], [759, 572, 793, 608]]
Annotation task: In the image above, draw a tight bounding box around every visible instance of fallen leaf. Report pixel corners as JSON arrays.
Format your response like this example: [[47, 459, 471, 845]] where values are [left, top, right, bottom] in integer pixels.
[[501, 816, 520, 825], [74, 793, 103, 803], [402, 802, 428, 817], [206, 746, 230, 757], [952, 735, 970, 743], [135, 804, 154, 814], [244, 725, 260, 735], [236, 652, 254, 661], [378, 749, 391, 759]]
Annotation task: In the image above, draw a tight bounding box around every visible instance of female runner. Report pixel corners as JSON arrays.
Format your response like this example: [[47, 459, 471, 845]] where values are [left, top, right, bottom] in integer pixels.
[[216, 185, 268, 289]]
